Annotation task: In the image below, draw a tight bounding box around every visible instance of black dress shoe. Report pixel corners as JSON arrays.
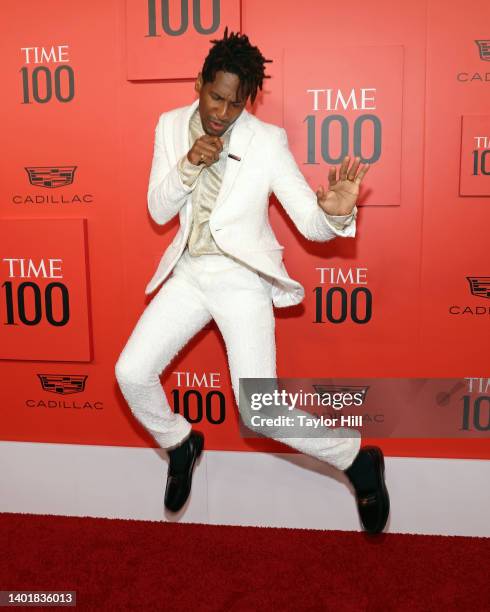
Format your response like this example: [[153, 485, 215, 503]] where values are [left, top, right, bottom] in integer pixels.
[[344, 446, 390, 534], [164, 431, 204, 512]]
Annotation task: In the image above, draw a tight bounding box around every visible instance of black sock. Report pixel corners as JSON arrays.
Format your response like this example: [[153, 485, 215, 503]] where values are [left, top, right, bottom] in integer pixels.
[[167, 436, 190, 471], [344, 449, 378, 491]]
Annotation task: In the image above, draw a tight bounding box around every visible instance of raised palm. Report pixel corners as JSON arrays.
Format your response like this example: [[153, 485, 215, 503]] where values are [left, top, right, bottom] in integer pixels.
[[316, 156, 370, 216]]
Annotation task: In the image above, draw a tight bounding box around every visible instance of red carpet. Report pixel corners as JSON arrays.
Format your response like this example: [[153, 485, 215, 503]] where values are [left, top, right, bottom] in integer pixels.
[[1, 512, 489, 611]]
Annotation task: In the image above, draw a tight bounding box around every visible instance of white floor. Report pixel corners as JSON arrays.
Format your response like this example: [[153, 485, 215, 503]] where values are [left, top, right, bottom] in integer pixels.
[[0, 441, 489, 537]]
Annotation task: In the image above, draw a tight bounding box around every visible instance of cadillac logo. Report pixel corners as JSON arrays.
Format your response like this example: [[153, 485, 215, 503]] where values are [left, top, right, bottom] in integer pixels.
[[25, 166, 77, 188], [37, 374, 88, 395], [466, 277, 490, 299], [475, 40, 490, 62]]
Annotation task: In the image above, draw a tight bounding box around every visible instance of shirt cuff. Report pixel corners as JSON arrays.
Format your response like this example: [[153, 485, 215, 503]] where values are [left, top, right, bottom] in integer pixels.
[[177, 154, 205, 188], [323, 205, 358, 231]]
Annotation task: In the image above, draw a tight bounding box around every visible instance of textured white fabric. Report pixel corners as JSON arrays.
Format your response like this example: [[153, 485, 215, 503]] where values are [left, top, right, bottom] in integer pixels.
[[144, 98, 359, 307], [177, 106, 355, 249], [115, 248, 361, 469]]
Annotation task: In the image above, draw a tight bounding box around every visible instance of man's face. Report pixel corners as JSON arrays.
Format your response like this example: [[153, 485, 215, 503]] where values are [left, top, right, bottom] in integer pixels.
[[195, 70, 248, 137]]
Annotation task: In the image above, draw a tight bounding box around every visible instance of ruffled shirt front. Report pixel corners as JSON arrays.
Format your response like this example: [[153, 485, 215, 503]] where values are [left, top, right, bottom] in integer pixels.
[[177, 108, 233, 256]]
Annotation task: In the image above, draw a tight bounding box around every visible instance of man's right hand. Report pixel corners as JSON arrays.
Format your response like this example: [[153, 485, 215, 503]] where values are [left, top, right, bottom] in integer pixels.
[[187, 135, 224, 167]]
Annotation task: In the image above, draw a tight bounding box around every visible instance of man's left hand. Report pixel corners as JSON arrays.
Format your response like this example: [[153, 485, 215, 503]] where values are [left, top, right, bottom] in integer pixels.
[[316, 156, 370, 216]]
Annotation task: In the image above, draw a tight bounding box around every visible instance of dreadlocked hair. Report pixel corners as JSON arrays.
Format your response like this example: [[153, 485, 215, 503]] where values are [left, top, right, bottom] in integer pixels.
[[201, 26, 272, 104]]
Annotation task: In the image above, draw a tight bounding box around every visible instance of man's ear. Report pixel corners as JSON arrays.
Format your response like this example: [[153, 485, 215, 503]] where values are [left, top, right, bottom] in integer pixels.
[[194, 72, 202, 94]]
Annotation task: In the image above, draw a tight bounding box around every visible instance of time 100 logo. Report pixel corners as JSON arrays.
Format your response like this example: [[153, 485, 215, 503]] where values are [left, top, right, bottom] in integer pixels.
[[147, 0, 221, 37]]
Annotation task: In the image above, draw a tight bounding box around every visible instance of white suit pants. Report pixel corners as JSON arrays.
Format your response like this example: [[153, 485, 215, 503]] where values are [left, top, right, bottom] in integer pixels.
[[115, 247, 361, 470]]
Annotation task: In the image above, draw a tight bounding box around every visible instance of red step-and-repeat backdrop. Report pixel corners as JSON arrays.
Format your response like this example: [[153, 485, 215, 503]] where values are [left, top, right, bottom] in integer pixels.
[[1, 0, 489, 459]]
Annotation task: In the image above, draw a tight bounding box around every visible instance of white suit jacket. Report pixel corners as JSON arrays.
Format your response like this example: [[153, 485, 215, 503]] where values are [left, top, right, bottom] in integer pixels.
[[145, 97, 357, 308]]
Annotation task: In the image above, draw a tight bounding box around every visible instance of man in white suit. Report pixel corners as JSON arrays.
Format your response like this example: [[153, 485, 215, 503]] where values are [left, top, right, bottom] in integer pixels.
[[115, 27, 389, 533]]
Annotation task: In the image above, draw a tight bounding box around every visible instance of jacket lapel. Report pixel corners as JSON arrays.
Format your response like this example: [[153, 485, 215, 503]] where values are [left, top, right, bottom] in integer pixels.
[[172, 97, 199, 162], [214, 110, 254, 212]]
